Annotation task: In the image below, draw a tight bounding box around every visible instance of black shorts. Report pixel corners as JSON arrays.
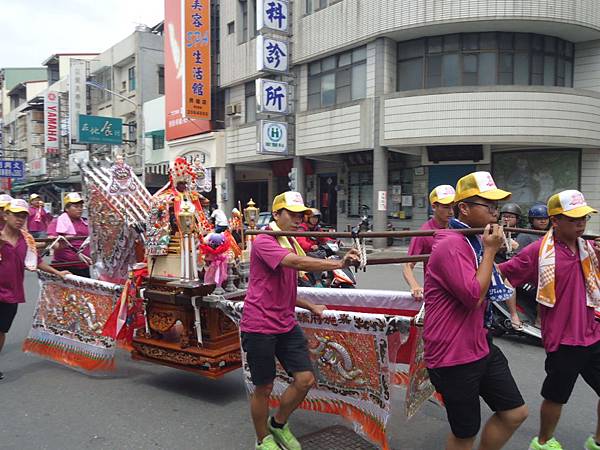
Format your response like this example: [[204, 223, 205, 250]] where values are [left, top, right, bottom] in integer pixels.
[[241, 325, 314, 386], [0, 302, 19, 333], [427, 343, 525, 439], [542, 340, 600, 404]]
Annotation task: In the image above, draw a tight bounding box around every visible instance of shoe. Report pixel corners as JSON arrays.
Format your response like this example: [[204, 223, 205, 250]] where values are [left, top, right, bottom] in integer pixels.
[[585, 436, 600, 450], [528, 436, 563, 449], [268, 418, 301, 450], [256, 434, 282, 450]]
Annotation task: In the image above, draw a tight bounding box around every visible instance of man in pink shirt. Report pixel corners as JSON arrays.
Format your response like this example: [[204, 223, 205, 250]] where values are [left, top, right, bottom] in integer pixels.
[[424, 172, 528, 450], [27, 193, 52, 238], [47, 193, 91, 278], [499, 190, 600, 450], [241, 191, 360, 450], [403, 184, 455, 299], [0, 199, 68, 380]]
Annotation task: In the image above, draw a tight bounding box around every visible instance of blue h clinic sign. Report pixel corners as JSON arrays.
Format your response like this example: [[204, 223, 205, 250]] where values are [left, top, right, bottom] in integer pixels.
[[78, 114, 123, 145]]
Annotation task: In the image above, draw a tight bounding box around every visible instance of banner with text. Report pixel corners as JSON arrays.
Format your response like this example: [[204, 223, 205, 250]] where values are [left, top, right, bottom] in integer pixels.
[[44, 91, 59, 154]]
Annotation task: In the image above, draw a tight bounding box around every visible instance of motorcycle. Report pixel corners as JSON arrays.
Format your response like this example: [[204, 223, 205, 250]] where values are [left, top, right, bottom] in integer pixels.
[[490, 283, 542, 341], [299, 241, 357, 289]]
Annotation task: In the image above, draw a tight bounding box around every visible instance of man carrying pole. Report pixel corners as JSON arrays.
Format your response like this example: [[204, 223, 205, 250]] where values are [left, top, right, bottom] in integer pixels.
[[499, 190, 600, 450], [403, 185, 455, 299], [240, 191, 360, 450], [423, 172, 528, 450]]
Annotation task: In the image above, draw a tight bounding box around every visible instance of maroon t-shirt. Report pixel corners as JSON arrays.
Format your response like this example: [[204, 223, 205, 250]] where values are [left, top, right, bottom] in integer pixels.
[[0, 233, 40, 304], [47, 217, 90, 269], [407, 218, 445, 275], [499, 239, 600, 353], [240, 234, 299, 334]]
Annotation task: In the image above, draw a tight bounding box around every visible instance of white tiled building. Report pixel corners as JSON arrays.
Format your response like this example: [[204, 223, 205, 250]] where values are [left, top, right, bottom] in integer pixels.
[[221, 0, 600, 240]]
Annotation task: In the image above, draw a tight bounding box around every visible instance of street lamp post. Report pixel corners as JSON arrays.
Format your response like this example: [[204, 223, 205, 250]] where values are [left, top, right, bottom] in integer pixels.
[[85, 80, 146, 184]]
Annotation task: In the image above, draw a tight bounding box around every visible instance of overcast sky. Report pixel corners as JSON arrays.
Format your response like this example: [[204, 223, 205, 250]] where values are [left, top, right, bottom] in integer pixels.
[[0, 0, 164, 67]]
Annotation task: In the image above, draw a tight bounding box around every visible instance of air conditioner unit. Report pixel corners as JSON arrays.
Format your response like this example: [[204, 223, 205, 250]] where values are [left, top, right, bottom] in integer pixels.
[[225, 103, 241, 116]]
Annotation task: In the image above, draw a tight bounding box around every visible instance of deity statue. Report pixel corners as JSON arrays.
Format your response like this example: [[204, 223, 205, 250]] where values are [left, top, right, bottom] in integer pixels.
[[108, 154, 138, 196]]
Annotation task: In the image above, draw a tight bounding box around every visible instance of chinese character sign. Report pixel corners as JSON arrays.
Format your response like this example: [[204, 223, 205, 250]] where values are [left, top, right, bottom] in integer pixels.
[[257, 36, 288, 73], [69, 59, 87, 142], [0, 160, 24, 179], [78, 115, 123, 145], [257, 79, 289, 115], [257, 0, 289, 33], [45, 91, 59, 155], [184, 0, 211, 120]]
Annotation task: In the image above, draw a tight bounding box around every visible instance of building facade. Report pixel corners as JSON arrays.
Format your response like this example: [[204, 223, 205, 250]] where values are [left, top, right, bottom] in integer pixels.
[[219, 0, 600, 239]]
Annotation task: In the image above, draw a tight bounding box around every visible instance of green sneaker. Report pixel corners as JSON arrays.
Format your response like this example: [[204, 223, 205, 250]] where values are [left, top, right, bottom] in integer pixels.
[[528, 436, 563, 449], [256, 434, 282, 450], [268, 418, 301, 450], [585, 436, 600, 450]]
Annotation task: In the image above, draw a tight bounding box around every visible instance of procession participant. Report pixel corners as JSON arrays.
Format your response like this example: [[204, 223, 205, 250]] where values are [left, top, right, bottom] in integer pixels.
[[497, 202, 523, 329], [296, 208, 334, 254], [516, 204, 549, 252], [229, 208, 243, 244], [498, 190, 600, 450], [47, 193, 91, 278], [424, 172, 528, 450], [240, 191, 360, 450], [402, 185, 455, 300], [0, 194, 13, 229], [0, 199, 68, 380], [27, 194, 52, 238], [210, 203, 229, 233]]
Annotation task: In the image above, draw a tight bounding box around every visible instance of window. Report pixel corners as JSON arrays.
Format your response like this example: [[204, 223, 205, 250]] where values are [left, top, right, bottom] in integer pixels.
[[306, 0, 330, 15], [238, 0, 256, 43], [397, 32, 575, 91], [227, 21, 235, 34], [158, 66, 164, 95], [152, 131, 165, 150], [307, 46, 367, 109], [245, 81, 256, 123], [128, 67, 136, 91], [94, 69, 112, 103], [241, 0, 248, 41], [347, 170, 373, 216]]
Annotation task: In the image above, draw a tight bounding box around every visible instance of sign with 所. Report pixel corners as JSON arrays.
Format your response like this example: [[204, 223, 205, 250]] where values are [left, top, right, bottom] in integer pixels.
[[0, 160, 24, 179], [183, 0, 211, 120], [256, 79, 289, 115], [78, 115, 123, 145], [257, 120, 288, 155], [256, 35, 288, 73], [257, 0, 289, 33]]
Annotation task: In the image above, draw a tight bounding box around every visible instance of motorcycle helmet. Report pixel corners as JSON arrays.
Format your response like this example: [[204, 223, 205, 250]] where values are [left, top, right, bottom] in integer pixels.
[[528, 204, 549, 219], [310, 208, 322, 217], [500, 203, 522, 217]]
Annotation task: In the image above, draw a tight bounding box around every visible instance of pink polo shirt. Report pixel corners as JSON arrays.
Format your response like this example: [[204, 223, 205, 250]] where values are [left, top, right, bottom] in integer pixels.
[[408, 218, 445, 274], [423, 231, 489, 369], [0, 233, 41, 304], [27, 206, 51, 232], [47, 216, 90, 269], [499, 239, 600, 353], [240, 234, 298, 334]]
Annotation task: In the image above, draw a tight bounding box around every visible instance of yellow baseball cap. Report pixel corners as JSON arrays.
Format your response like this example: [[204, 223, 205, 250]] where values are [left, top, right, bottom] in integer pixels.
[[0, 194, 13, 208], [6, 199, 29, 214], [547, 190, 597, 218], [64, 192, 84, 206], [272, 191, 312, 214], [429, 185, 456, 205], [454, 171, 511, 202]]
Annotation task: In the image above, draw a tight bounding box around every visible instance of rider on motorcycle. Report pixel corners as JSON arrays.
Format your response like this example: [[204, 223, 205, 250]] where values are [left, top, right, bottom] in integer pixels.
[[497, 202, 523, 262], [516, 204, 549, 252], [297, 208, 335, 254]]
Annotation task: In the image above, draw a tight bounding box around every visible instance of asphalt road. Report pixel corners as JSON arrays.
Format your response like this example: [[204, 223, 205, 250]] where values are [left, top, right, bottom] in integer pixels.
[[0, 265, 598, 450]]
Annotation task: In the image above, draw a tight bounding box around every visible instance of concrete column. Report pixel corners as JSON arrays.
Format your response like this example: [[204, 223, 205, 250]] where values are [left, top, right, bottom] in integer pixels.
[[223, 163, 236, 213], [372, 144, 388, 249], [293, 156, 306, 197]]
